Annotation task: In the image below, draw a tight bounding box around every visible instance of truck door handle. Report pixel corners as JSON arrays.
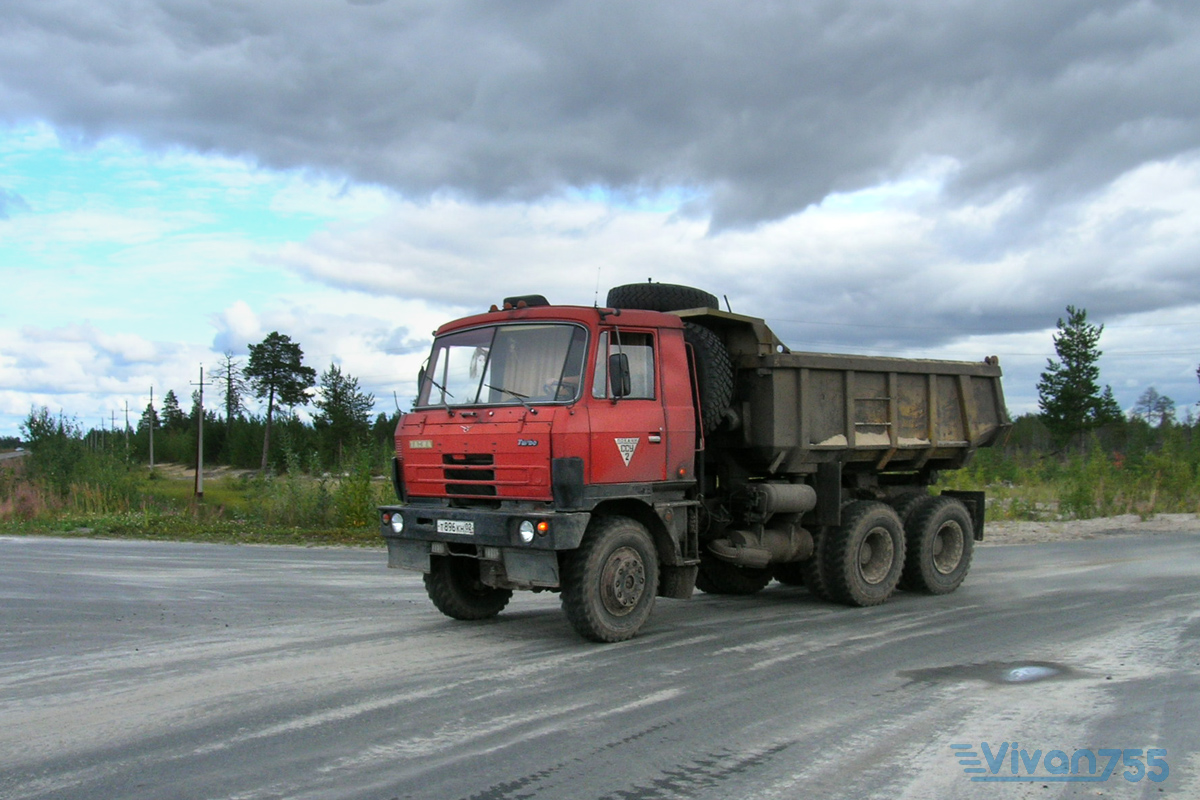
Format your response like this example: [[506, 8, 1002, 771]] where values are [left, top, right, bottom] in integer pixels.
[[648, 433, 662, 444]]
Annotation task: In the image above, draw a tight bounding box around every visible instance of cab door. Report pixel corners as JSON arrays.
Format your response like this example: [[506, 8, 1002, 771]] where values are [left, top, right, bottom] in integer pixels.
[[588, 328, 668, 484]]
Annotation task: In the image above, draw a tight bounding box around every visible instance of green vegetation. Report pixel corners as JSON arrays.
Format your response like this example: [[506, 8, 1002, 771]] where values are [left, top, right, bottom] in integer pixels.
[[0, 426, 392, 546], [941, 413, 1200, 521]]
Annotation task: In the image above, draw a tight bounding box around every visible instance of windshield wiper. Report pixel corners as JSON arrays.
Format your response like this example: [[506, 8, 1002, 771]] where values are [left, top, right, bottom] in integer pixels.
[[483, 383, 537, 414], [426, 375, 455, 415]]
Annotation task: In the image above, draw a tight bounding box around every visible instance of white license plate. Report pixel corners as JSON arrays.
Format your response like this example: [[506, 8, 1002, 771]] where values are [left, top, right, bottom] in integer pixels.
[[437, 520, 475, 535]]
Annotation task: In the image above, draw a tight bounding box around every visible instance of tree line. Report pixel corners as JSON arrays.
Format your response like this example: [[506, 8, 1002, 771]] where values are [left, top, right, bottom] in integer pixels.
[[116, 331, 398, 472]]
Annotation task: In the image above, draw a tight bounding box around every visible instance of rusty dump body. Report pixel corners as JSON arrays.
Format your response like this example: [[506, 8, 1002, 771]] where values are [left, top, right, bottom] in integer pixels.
[[679, 308, 1010, 480]]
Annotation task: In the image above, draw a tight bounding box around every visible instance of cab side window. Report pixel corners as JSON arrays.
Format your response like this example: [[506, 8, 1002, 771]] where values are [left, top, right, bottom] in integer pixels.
[[592, 331, 655, 399]]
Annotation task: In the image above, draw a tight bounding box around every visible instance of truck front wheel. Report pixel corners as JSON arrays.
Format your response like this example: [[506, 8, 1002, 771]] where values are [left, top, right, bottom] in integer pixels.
[[822, 501, 905, 607], [562, 516, 659, 642], [424, 556, 513, 620]]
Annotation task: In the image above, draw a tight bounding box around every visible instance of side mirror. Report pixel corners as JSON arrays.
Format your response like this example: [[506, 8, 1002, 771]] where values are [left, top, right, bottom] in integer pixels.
[[609, 353, 632, 398]]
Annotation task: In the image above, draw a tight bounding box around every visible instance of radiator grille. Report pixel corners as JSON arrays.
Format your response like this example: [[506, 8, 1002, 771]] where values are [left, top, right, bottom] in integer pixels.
[[442, 453, 497, 496]]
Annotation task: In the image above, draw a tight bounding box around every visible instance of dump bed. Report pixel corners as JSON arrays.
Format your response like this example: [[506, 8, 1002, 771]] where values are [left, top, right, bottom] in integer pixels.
[[675, 308, 1010, 476]]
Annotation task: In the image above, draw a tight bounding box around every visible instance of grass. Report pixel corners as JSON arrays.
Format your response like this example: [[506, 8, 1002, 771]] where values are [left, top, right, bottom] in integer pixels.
[[0, 459, 389, 547], [939, 441, 1200, 522], [7, 416, 1200, 545]]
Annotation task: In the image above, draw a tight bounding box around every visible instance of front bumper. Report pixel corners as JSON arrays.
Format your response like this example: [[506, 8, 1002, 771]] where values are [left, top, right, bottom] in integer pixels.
[[379, 503, 590, 550], [378, 503, 592, 588]]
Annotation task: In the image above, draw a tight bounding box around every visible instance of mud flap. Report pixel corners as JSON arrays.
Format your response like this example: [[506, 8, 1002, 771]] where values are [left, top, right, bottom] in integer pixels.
[[658, 564, 699, 599], [387, 539, 430, 573], [502, 550, 561, 588]]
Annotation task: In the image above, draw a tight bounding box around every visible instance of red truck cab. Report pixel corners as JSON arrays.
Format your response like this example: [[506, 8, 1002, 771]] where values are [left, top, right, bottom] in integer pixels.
[[379, 298, 702, 641]]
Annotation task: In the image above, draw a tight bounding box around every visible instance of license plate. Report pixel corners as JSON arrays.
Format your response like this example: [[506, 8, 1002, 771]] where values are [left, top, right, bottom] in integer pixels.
[[437, 520, 475, 535]]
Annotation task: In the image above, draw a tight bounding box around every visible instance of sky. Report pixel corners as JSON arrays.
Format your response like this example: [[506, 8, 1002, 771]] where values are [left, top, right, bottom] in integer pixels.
[[3, 0, 1200, 439]]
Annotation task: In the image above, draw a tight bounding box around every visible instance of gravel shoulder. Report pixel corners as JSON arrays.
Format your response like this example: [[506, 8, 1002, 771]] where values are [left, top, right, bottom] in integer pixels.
[[983, 511, 1200, 546]]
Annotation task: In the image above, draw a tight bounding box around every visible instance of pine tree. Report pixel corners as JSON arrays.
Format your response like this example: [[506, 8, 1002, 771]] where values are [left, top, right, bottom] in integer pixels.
[[1036, 306, 1122, 448], [138, 401, 159, 434], [245, 332, 316, 471], [161, 390, 186, 431], [313, 362, 375, 467]]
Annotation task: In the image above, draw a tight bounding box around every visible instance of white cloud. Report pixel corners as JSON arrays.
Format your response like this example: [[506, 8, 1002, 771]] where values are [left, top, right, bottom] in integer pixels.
[[211, 301, 263, 355]]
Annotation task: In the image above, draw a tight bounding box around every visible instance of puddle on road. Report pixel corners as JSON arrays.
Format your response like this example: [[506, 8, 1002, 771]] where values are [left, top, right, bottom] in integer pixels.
[[899, 660, 1082, 686]]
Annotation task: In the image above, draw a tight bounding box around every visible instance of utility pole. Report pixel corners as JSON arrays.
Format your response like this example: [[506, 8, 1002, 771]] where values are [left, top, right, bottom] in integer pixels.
[[149, 386, 155, 470], [124, 401, 130, 453], [192, 366, 212, 499]]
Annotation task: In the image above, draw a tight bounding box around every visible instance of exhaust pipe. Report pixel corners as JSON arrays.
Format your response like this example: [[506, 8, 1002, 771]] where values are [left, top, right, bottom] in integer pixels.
[[708, 524, 814, 568]]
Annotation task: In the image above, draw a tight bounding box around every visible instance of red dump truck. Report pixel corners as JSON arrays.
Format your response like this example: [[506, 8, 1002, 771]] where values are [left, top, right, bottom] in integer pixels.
[[379, 283, 1010, 641]]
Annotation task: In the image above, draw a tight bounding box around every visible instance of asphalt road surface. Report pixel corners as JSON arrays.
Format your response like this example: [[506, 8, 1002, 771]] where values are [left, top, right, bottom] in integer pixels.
[[2, 532, 1198, 800]]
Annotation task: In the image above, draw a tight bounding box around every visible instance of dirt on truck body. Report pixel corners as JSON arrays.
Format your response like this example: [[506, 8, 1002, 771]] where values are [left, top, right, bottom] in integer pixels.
[[380, 284, 1011, 641]]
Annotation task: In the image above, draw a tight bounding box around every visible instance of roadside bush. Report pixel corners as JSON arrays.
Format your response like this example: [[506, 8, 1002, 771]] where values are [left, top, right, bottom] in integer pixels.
[[334, 449, 383, 528]]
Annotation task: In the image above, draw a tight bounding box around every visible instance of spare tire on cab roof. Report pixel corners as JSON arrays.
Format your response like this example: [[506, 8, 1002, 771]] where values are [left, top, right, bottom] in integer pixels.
[[606, 283, 719, 312]]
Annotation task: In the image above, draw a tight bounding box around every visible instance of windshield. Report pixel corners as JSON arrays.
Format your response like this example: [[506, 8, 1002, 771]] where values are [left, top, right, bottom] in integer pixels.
[[418, 323, 588, 407]]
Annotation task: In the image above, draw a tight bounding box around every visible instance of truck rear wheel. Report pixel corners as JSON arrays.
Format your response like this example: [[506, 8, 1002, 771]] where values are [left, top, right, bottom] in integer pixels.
[[822, 501, 905, 607], [889, 490, 929, 528], [800, 532, 831, 600], [562, 516, 659, 642], [424, 556, 513, 620], [605, 282, 719, 312], [900, 496, 974, 594], [696, 552, 773, 595]]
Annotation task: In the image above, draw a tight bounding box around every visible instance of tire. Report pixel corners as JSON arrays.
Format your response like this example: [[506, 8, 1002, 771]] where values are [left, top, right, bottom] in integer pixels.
[[772, 561, 806, 587], [900, 496, 974, 595], [561, 516, 659, 642], [800, 532, 831, 600], [822, 500, 905, 607], [683, 322, 733, 434], [890, 492, 929, 592], [606, 282, 719, 312], [424, 556, 513, 620], [695, 552, 773, 595], [889, 491, 930, 528]]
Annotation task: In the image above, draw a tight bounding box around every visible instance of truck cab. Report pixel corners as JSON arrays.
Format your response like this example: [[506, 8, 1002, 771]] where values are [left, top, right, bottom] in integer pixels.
[[380, 298, 703, 642]]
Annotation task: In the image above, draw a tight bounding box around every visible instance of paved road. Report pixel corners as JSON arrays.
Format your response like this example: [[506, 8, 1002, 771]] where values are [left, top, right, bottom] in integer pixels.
[[2, 532, 1198, 800]]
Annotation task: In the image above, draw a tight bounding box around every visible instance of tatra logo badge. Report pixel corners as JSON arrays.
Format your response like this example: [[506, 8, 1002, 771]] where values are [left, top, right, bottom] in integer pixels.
[[615, 437, 640, 467]]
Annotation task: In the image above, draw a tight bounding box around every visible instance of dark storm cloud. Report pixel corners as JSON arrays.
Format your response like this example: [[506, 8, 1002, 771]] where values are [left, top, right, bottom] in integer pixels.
[[3, 0, 1198, 227]]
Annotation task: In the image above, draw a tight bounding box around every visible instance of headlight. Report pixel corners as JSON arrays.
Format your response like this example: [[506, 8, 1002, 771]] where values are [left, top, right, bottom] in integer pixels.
[[389, 513, 405, 534], [518, 520, 536, 543]]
